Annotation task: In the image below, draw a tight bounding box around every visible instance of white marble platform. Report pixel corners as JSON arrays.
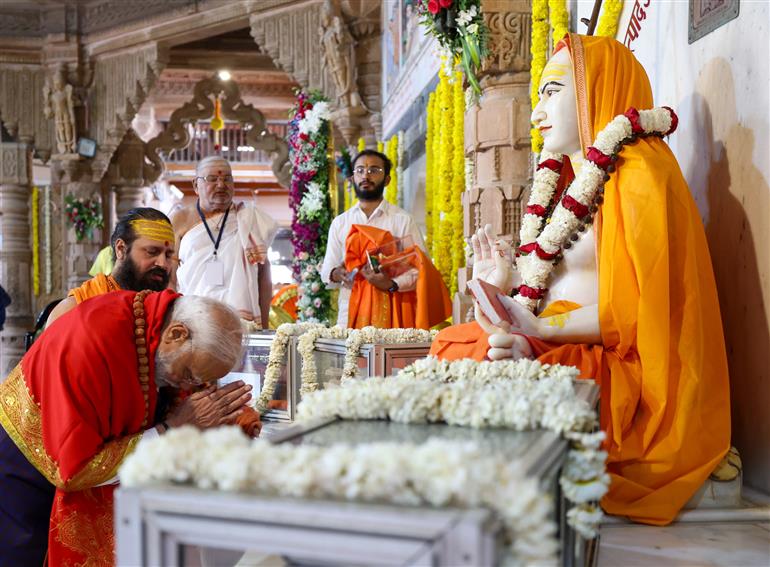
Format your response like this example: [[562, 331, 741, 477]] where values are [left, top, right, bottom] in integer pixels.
[[598, 521, 770, 566]]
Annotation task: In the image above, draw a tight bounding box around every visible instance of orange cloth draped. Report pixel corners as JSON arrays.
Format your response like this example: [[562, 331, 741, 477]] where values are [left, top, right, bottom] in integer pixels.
[[68, 272, 120, 303], [432, 34, 731, 526], [271, 283, 299, 320], [345, 224, 451, 329], [0, 290, 179, 566]]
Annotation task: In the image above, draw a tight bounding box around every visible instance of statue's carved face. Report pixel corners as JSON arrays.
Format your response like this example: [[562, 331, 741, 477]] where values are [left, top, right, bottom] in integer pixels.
[[531, 48, 581, 156]]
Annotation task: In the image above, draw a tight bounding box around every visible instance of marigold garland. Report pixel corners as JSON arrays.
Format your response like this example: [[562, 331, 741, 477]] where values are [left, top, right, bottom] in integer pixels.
[[43, 185, 52, 294], [530, 0, 549, 153], [450, 70, 466, 296], [434, 62, 454, 287], [396, 130, 405, 207], [424, 62, 466, 294], [548, 0, 569, 45], [384, 134, 399, 205], [596, 0, 624, 38], [425, 92, 436, 250], [31, 186, 40, 296]]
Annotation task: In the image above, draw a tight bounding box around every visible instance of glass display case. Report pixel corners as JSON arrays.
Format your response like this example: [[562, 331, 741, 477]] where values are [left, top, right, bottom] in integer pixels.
[[220, 331, 295, 423], [289, 338, 434, 415], [116, 418, 587, 567]]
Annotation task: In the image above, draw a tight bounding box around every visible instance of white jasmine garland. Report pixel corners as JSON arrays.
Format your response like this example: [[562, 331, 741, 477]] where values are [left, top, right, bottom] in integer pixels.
[[120, 428, 558, 566], [295, 325, 438, 396], [297, 368, 595, 433], [516, 107, 676, 311], [297, 356, 608, 537], [567, 504, 605, 539], [255, 322, 326, 412], [296, 325, 348, 396]]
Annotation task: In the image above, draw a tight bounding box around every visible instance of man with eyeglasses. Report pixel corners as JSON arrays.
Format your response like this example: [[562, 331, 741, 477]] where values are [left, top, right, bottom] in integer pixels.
[[171, 156, 278, 328], [320, 150, 451, 328], [0, 290, 248, 566]]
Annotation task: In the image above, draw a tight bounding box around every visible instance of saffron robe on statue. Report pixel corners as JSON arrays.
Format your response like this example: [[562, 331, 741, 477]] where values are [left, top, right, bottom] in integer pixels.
[[177, 203, 278, 324], [345, 224, 452, 329], [431, 34, 731, 526], [0, 290, 179, 566]]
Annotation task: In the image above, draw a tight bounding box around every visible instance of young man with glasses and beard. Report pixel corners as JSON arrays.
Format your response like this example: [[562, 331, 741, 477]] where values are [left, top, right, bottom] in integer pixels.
[[320, 150, 450, 329]]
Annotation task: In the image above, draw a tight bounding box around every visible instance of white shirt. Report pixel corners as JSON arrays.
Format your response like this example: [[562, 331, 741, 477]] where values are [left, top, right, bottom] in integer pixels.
[[320, 200, 426, 327]]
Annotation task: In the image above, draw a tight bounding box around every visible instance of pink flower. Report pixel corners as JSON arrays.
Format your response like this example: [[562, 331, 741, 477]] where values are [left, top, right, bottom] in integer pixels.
[[439, 0, 452, 7], [428, 0, 440, 14]]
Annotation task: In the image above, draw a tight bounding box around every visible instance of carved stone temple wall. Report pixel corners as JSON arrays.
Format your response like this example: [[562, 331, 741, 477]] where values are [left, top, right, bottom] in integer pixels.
[[250, 3, 335, 102], [0, 143, 32, 376], [250, 0, 382, 145], [457, 0, 533, 322]]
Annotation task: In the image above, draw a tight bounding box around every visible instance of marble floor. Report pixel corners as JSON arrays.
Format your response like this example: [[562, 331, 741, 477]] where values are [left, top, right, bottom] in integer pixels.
[[597, 521, 770, 566]]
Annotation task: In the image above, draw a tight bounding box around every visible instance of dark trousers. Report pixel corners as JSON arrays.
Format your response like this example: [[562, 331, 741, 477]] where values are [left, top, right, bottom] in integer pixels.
[[0, 425, 54, 567]]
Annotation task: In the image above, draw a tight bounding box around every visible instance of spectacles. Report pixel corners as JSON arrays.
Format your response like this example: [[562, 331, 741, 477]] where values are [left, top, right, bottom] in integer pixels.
[[353, 166, 384, 176], [198, 175, 234, 184]]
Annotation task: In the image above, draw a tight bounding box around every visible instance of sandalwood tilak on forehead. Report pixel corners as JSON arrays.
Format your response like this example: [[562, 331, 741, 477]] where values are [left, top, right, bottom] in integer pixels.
[[130, 219, 175, 245]]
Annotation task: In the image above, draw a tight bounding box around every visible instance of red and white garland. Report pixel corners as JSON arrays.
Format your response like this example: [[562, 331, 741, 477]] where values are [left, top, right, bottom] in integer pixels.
[[515, 106, 678, 311]]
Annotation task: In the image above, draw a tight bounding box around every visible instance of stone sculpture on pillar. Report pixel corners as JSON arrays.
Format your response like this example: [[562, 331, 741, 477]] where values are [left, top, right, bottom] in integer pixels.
[[320, 0, 364, 111], [43, 65, 78, 156]]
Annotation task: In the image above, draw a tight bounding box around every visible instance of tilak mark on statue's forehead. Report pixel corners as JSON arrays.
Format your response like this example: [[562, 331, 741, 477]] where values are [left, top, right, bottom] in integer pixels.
[[541, 62, 569, 83], [130, 219, 175, 245]]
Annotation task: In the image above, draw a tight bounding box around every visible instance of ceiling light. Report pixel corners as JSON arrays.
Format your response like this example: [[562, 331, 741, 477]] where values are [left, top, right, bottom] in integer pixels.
[[218, 70, 231, 81]]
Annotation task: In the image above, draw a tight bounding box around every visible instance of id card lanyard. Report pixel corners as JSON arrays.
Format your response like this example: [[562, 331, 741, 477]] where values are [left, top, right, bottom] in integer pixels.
[[197, 200, 230, 286]]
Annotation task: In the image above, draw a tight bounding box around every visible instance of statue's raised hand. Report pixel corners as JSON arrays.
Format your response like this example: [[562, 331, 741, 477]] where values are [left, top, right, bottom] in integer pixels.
[[471, 224, 514, 294]]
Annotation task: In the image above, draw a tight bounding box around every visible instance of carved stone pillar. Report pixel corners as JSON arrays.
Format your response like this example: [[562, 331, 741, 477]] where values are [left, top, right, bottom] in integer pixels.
[[109, 129, 151, 221], [457, 0, 532, 322], [53, 158, 102, 290], [0, 143, 33, 378]]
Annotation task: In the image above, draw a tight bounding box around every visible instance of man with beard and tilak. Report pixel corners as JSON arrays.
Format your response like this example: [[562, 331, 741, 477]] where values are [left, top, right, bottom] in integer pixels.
[[320, 150, 450, 329], [46, 207, 176, 328]]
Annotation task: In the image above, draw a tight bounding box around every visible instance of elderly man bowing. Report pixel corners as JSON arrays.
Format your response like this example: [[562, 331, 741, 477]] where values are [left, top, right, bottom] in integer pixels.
[[171, 156, 278, 327], [0, 290, 251, 567]]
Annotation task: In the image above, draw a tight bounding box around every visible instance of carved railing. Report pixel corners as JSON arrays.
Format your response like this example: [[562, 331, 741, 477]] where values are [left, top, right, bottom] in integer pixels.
[[159, 121, 288, 165], [143, 76, 291, 187]]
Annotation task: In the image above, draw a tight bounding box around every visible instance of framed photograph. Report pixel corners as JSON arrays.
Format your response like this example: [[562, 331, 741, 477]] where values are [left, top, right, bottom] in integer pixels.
[[77, 137, 97, 158]]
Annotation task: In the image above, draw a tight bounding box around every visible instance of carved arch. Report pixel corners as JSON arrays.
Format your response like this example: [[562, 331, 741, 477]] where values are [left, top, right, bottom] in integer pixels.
[[142, 76, 291, 187]]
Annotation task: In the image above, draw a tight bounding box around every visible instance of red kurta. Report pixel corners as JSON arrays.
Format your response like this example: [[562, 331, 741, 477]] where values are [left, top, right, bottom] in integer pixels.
[[0, 289, 179, 566]]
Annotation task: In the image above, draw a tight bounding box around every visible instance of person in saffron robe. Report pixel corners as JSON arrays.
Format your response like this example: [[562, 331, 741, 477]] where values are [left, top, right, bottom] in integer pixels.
[[45, 207, 264, 438], [320, 150, 451, 328], [0, 291, 251, 567], [431, 34, 733, 525], [171, 156, 279, 327], [46, 207, 176, 328]]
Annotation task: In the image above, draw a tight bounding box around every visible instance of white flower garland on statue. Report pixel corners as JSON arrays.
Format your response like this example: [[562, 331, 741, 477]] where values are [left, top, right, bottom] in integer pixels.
[[120, 427, 558, 566], [516, 106, 678, 311]]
